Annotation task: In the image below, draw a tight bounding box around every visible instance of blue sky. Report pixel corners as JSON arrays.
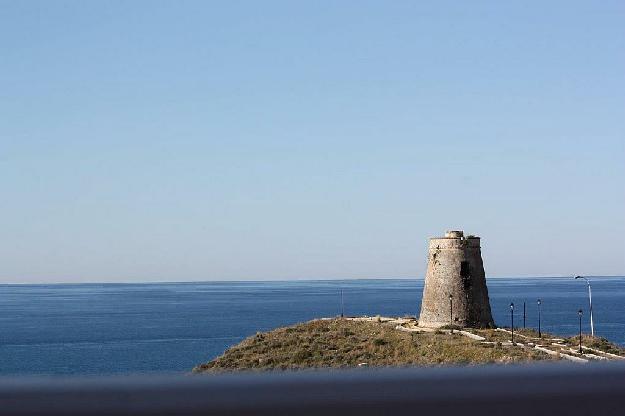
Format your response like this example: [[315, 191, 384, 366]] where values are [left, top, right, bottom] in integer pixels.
[[1, 1, 624, 283]]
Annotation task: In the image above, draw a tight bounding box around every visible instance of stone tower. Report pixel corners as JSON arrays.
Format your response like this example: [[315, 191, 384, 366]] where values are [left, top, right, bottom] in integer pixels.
[[418, 230, 495, 328]]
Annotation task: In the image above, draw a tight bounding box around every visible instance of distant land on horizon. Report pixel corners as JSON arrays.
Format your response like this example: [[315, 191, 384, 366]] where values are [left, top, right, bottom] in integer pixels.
[[1, 275, 624, 285]]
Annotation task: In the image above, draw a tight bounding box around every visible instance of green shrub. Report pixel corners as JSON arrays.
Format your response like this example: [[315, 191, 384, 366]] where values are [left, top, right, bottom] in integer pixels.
[[373, 338, 387, 346], [293, 350, 312, 362]]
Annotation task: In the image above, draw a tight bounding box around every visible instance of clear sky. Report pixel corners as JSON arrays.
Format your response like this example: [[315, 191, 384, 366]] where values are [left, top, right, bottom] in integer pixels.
[[1, 1, 624, 283]]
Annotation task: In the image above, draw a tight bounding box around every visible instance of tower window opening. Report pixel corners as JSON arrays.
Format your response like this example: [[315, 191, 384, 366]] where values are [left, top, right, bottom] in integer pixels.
[[460, 261, 471, 288]]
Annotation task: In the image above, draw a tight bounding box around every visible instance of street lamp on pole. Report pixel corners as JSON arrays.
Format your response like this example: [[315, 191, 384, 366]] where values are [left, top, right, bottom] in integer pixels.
[[340, 289, 344, 318], [449, 294, 453, 333], [578, 309, 583, 354], [510, 303, 514, 344], [537, 299, 542, 339], [575, 276, 594, 337]]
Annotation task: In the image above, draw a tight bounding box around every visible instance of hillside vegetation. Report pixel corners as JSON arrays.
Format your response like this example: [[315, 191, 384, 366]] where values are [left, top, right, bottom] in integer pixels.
[[194, 318, 560, 373]]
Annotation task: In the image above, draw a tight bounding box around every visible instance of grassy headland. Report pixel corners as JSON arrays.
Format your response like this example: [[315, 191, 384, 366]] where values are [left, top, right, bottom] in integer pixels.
[[192, 318, 598, 373]]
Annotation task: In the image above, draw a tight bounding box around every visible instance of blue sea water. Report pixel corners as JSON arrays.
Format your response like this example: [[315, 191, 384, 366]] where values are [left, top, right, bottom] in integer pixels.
[[1, 277, 624, 376]]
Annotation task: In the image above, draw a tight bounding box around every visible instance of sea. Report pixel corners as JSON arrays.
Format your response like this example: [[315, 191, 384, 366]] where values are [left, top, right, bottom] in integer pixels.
[[1, 277, 624, 376]]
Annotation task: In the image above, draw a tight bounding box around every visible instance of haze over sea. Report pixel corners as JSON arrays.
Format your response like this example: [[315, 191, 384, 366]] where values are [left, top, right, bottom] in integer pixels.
[[1, 277, 623, 376]]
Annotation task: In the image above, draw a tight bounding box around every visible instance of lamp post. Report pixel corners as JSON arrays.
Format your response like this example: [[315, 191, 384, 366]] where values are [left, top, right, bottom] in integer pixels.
[[578, 309, 583, 354], [449, 294, 453, 333], [340, 289, 344, 318], [523, 301, 526, 329], [510, 302, 514, 344], [574, 276, 594, 337], [537, 299, 542, 339]]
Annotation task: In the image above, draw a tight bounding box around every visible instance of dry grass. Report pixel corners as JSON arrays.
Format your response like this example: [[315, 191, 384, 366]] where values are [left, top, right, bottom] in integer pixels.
[[563, 334, 625, 355], [193, 319, 555, 373], [475, 327, 624, 353]]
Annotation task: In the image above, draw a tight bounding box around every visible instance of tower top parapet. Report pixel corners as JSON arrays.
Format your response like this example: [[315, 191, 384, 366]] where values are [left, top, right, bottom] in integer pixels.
[[434, 230, 480, 241]]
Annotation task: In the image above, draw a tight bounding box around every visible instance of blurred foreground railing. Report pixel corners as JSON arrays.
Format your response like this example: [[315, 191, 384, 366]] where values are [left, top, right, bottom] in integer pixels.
[[1, 363, 625, 415]]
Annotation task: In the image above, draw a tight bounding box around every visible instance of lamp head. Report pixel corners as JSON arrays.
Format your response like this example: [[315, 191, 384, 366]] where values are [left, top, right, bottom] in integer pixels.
[[510, 302, 514, 310], [578, 309, 583, 316], [537, 298, 541, 305]]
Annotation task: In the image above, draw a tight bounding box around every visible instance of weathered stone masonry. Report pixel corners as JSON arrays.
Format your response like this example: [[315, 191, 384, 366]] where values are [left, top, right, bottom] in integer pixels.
[[418, 230, 495, 328]]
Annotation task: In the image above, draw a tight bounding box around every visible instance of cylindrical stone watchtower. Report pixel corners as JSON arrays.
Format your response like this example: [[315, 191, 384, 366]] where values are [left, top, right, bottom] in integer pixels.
[[418, 230, 495, 328]]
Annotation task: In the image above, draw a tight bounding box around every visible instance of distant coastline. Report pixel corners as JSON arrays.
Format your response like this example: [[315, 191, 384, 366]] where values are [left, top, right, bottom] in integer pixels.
[[2, 275, 625, 285]]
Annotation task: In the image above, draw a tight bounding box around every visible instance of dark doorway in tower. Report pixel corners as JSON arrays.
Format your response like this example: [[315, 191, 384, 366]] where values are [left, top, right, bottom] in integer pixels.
[[460, 261, 472, 289]]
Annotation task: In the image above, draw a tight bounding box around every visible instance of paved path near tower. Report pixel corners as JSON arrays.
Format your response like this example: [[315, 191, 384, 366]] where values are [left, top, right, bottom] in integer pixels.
[[344, 316, 625, 363]]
